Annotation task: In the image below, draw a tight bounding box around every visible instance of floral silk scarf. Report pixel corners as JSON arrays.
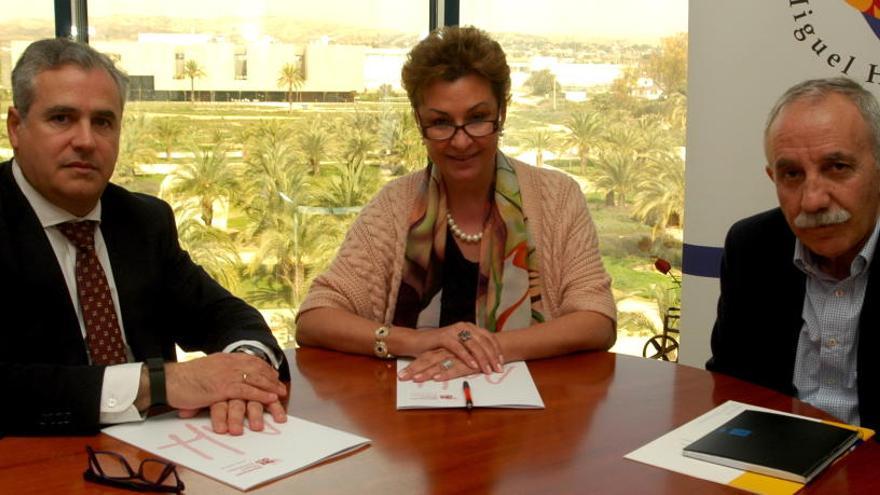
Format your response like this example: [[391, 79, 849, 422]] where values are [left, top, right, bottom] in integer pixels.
[[393, 152, 545, 332]]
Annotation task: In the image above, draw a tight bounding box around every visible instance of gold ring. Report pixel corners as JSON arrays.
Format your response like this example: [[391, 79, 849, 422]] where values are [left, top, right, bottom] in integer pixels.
[[441, 358, 454, 370]]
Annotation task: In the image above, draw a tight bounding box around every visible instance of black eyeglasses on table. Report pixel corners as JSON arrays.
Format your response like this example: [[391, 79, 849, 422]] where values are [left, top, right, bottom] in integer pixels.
[[84, 445, 184, 494]]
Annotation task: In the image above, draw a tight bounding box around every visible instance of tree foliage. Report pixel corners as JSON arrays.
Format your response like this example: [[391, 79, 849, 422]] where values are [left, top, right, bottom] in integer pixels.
[[152, 118, 186, 159], [594, 149, 638, 207], [115, 113, 155, 185], [166, 137, 237, 227], [176, 59, 206, 103], [297, 123, 333, 175], [643, 33, 688, 97], [564, 111, 603, 175], [524, 69, 560, 96], [240, 121, 312, 306], [176, 214, 243, 293], [277, 62, 304, 112], [523, 129, 557, 168], [379, 109, 426, 174], [632, 150, 685, 238], [320, 129, 379, 207]]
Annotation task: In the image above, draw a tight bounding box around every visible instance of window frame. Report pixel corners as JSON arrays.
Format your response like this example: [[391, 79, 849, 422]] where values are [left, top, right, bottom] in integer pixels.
[[57, 0, 457, 42]]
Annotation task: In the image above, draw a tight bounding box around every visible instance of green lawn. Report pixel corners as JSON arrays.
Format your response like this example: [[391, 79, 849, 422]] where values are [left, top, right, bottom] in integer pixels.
[[603, 255, 669, 299], [588, 196, 681, 299]]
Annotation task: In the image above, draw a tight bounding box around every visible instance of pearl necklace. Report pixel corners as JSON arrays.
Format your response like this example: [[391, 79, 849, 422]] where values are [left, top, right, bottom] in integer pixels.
[[446, 212, 483, 243]]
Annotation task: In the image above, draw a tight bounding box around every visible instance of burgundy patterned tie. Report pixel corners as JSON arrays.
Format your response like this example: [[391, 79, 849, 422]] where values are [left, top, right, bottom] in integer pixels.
[[57, 221, 128, 365]]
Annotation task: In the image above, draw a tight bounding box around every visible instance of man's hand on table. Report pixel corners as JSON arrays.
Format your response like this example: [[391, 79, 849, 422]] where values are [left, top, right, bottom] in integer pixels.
[[156, 352, 288, 433]]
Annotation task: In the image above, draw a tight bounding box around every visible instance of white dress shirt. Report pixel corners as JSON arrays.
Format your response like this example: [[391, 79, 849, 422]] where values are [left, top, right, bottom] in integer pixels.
[[12, 161, 279, 425]]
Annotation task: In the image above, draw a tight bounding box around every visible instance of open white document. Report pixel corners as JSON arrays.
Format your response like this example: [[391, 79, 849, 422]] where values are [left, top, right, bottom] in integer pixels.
[[396, 359, 544, 409], [103, 413, 370, 491], [624, 400, 872, 495]]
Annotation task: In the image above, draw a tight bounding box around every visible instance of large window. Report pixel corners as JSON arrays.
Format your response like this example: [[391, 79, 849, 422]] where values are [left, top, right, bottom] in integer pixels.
[[0, 1, 55, 161], [2, 1, 688, 358], [461, 0, 689, 358], [234, 47, 247, 80], [83, 0, 428, 348]]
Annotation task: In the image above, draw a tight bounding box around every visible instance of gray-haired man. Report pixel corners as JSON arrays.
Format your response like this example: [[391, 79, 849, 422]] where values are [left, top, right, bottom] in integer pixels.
[[708, 77, 880, 431]]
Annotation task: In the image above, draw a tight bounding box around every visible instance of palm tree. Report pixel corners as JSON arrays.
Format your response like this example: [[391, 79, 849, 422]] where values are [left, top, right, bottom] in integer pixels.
[[632, 150, 685, 238], [339, 110, 379, 138], [377, 107, 404, 157], [564, 111, 603, 176], [239, 121, 305, 233], [175, 213, 243, 293], [394, 118, 427, 174], [115, 112, 155, 187], [594, 149, 638, 206], [375, 109, 426, 174], [320, 129, 378, 207], [634, 116, 674, 156], [297, 123, 332, 175], [248, 210, 343, 308], [153, 118, 185, 159], [523, 129, 557, 168], [601, 122, 643, 155], [178, 60, 206, 103], [277, 62, 304, 113], [660, 92, 687, 146], [166, 139, 237, 227], [239, 123, 315, 307]]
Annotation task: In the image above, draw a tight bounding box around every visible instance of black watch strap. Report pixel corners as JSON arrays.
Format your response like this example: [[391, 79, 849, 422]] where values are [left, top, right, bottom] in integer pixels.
[[146, 358, 167, 407]]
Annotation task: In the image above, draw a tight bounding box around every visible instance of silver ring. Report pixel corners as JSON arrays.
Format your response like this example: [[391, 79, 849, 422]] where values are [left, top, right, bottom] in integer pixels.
[[457, 330, 472, 343], [242, 372, 248, 382], [441, 358, 454, 370]]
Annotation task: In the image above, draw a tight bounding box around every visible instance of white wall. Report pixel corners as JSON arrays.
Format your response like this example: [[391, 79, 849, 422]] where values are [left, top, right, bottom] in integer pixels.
[[681, 0, 880, 367], [10, 39, 366, 94]]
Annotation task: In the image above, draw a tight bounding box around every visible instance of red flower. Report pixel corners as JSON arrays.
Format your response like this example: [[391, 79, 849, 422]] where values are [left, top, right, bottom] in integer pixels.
[[654, 258, 672, 274]]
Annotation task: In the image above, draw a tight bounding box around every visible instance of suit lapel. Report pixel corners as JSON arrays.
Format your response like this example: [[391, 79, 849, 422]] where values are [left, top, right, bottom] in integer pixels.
[[99, 185, 163, 360], [0, 161, 89, 362], [857, 238, 880, 429], [99, 186, 136, 343], [768, 209, 807, 390]]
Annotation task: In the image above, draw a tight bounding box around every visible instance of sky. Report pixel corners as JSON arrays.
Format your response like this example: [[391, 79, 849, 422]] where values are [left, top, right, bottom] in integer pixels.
[[462, 0, 688, 40], [0, 0, 687, 41]]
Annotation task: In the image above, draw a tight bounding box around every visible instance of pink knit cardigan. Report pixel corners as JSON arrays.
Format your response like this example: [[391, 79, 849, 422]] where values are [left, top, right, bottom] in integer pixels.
[[298, 158, 617, 327]]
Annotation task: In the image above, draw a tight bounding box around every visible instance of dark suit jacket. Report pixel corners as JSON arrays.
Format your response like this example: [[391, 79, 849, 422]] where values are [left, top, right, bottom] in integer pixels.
[[0, 160, 286, 436], [707, 208, 880, 431]]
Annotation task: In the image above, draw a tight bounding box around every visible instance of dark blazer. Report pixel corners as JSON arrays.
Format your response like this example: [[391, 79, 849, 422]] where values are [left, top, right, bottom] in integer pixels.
[[707, 208, 880, 431], [0, 160, 286, 436]]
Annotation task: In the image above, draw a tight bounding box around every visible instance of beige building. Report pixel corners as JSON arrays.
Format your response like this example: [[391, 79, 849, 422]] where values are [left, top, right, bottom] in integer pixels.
[[10, 35, 382, 102]]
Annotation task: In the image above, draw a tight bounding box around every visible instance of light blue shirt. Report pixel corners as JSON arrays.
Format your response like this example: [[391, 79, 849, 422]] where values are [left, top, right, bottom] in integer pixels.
[[792, 219, 880, 425]]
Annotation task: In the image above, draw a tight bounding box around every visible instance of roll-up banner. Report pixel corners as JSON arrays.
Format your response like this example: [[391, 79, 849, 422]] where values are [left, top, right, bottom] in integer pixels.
[[681, 0, 880, 367]]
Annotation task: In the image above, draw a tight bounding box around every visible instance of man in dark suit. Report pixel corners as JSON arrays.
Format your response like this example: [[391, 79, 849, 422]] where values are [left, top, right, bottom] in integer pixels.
[[1, 38, 288, 436], [708, 77, 880, 431]]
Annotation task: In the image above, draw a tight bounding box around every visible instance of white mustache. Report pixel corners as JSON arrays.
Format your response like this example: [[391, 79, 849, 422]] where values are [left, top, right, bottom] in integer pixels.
[[793, 208, 852, 228]]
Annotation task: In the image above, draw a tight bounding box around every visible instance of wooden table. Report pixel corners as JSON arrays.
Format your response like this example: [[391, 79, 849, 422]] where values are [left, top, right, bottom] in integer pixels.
[[3, 349, 880, 494]]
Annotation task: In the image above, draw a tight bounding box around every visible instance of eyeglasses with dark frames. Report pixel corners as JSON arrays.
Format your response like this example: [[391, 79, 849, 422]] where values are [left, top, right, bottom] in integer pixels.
[[84, 445, 185, 494], [420, 119, 500, 141]]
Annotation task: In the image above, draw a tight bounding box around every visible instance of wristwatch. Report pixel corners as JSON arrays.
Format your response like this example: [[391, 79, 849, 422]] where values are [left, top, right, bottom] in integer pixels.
[[232, 344, 275, 368], [145, 358, 167, 407], [373, 325, 394, 359]]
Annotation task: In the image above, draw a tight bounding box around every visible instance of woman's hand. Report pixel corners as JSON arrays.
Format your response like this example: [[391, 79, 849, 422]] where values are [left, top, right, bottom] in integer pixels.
[[399, 322, 503, 380], [398, 348, 477, 382]]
